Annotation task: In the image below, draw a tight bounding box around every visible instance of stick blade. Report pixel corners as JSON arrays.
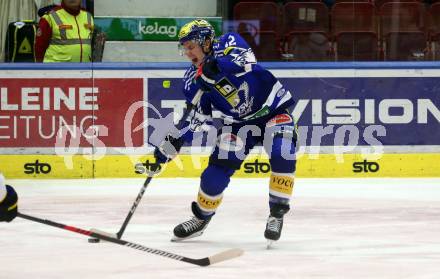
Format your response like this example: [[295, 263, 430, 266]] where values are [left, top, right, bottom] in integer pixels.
[[208, 248, 244, 265], [89, 228, 117, 243]]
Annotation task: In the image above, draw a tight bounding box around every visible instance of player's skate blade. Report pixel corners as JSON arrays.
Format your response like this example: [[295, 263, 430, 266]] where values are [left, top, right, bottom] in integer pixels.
[[264, 215, 284, 249], [266, 240, 275, 249], [172, 209, 212, 242], [171, 231, 204, 242]]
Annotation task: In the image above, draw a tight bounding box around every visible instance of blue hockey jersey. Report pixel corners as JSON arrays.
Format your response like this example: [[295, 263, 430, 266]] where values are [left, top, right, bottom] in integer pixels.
[[181, 32, 294, 142]]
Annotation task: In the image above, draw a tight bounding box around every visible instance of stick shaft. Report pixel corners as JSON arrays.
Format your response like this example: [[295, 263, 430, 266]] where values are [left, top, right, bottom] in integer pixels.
[[116, 176, 152, 238], [115, 89, 204, 239], [17, 212, 210, 266]]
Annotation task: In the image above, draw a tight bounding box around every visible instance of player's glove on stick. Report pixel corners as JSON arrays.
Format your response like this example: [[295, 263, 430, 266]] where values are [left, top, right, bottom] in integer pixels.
[[195, 55, 220, 91], [0, 185, 18, 222], [154, 134, 184, 165]]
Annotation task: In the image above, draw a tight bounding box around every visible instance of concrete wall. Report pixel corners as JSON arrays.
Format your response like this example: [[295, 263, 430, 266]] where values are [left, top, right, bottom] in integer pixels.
[[95, 0, 217, 17]]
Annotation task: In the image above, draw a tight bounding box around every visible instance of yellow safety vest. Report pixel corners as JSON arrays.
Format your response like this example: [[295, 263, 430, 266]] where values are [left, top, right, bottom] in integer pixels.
[[43, 8, 93, 62]]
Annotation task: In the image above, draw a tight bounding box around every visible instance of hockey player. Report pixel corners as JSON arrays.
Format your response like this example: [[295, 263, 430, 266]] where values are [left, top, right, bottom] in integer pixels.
[[0, 173, 18, 222], [154, 19, 297, 245]]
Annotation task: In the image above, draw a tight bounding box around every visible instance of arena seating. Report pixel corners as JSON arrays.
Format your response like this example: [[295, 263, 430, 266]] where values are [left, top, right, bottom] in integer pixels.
[[232, 0, 434, 61], [283, 2, 331, 60], [380, 2, 428, 60], [331, 2, 379, 60], [233, 1, 283, 60], [429, 3, 440, 60]]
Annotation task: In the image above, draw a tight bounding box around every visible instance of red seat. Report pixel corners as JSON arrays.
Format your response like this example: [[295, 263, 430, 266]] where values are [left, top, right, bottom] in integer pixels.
[[375, 0, 419, 11], [282, 2, 331, 61], [284, 0, 326, 2], [234, 2, 282, 61], [335, 32, 379, 61], [283, 2, 329, 33], [285, 31, 333, 61], [380, 2, 426, 35], [384, 31, 428, 60], [380, 2, 427, 60], [429, 3, 440, 34], [429, 3, 440, 59], [331, 2, 377, 35], [333, 0, 370, 3], [432, 34, 440, 60], [233, 2, 281, 34], [240, 31, 281, 61], [331, 2, 379, 61]]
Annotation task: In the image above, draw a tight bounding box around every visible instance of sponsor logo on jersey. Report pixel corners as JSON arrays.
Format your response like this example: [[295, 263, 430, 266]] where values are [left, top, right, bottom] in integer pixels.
[[270, 174, 294, 195], [214, 78, 240, 107], [215, 78, 237, 98], [24, 160, 51, 174], [267, 114, 293, 127], [197, 191, 223, 211], [244, 106, 270, 120], [276, 88, 287, 98], [218, 133, 244, 151]]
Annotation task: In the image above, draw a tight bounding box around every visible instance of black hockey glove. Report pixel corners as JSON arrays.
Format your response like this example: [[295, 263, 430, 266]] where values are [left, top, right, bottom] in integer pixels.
[[154, 134, 184, 164], [201, 55, 220, 79], [0, 185, 18, 222], [195, 55, 220, 91]]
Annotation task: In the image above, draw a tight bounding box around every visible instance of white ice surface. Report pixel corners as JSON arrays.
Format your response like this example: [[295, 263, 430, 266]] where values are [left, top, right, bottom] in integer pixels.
[[1, 178, 440, 279]]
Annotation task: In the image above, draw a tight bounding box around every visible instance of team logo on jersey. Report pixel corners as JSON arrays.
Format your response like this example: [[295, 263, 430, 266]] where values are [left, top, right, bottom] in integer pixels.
[[266, 114, 293, 127], [233, 81, 254, 116]]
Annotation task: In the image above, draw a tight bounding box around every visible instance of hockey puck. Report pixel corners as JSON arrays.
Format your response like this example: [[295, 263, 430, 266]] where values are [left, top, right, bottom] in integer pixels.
[[88, 238, 100, 243]]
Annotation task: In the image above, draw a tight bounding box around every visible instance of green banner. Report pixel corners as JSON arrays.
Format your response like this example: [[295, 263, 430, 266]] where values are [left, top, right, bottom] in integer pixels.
[[94, 17, 222, 41]]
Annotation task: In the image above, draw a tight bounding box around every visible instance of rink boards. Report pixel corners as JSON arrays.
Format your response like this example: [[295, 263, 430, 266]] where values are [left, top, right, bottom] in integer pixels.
[[0, 153, 439, 178], [0, 62, 439, 178]]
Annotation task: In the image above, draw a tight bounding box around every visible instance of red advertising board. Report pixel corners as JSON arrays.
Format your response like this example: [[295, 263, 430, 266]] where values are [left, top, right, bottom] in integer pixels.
[[0, 78, 144, 147]]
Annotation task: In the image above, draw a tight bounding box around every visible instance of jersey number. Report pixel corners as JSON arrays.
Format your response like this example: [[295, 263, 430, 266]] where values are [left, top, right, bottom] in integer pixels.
[[224, 35, 236, 48]]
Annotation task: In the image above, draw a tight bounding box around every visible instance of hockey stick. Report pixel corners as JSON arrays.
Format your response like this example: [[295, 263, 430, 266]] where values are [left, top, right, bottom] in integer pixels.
[[109, 89, 206, 241], [17, 212, 243, 266]]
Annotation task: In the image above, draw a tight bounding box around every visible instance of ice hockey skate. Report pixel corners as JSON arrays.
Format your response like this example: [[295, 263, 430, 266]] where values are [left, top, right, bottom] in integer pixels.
[[172, 202, 212, 242], [264, 204, 290, 248], [265, 215, 284, 248]]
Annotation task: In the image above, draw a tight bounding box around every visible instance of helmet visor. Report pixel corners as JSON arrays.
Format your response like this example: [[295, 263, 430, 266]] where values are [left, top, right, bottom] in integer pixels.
[[177, 39, 201, 56]]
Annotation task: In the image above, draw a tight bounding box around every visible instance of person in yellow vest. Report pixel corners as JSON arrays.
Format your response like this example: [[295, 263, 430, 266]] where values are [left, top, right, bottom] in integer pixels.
[[35, 0, 94, 62]]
